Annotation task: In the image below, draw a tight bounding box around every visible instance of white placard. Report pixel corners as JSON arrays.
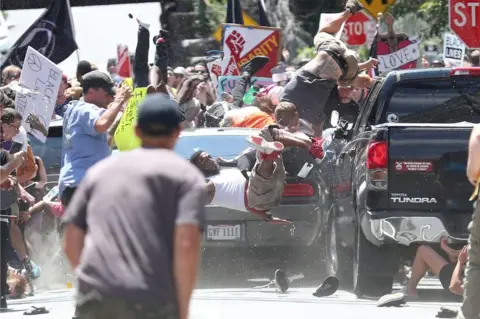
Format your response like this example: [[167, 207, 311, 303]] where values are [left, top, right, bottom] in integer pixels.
[[206, 58, 224, 89], [14, 46, 62, 143], [443, 33, 465, 67], [377, 41, 421, 72]]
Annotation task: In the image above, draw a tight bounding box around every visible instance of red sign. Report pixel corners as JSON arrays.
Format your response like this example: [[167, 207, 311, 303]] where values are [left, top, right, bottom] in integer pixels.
[[222, 25, 281, 78], [394, 161, 434, 173], [343, 12, 374, 46], [117, 44, 132, 78], [449, 0, 480, 49]]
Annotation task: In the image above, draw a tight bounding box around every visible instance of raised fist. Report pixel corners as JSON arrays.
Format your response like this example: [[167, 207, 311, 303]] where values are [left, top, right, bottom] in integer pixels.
[[226, 30, 245, 57], [211, 64, 222, 77]]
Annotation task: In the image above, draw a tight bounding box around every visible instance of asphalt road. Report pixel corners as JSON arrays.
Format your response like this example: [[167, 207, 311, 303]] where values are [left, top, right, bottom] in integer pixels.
[[2, 277, 462, 319]]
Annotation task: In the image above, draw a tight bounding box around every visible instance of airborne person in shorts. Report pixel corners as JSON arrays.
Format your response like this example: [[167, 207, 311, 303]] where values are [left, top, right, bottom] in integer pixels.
[[280, 0, 378, 137]]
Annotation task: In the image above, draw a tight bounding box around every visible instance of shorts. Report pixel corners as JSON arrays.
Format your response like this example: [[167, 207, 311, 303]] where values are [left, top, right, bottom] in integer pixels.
[[280, 70, 336, 126], [439, 263, 455, 291], [246, 126, 286, 211]]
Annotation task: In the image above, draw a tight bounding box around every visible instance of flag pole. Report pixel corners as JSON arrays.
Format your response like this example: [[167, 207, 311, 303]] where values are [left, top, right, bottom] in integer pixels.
[[66, 0, 80, 64]]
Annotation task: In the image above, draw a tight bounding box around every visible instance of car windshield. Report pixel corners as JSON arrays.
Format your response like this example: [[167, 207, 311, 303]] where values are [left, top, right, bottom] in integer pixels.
[[175, 134, 251, 160], [384, 78, 480, 123]]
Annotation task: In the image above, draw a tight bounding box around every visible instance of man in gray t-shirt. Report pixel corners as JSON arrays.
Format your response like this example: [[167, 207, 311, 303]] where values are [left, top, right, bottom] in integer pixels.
[[63, 94, 206, 319]]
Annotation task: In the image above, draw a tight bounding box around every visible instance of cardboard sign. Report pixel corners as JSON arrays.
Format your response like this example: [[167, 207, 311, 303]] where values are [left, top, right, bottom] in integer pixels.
[[222, 24, 281, 78], [114, 87, 147, 151], [443, 33, 465, 67], [14, 46, 62, 143], [377, 38, 421, 72], [217, 76, 272, 101], [117, 44, 132, 78]]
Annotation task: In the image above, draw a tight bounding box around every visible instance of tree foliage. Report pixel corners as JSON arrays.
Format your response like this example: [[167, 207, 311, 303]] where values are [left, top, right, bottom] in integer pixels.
[[389, 0, 448, 38]]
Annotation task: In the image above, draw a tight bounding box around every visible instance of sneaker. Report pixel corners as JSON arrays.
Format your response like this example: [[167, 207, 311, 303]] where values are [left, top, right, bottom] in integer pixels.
[[0, 296, 7, 311], [345, 0, 363, 14], [247, 135, 284, 155], [241, 56, 270, 77], [313, 276, 339, 297], [274, 269, 289, 293], [23, 258, 41, 280], [376, 292, 406, 307]]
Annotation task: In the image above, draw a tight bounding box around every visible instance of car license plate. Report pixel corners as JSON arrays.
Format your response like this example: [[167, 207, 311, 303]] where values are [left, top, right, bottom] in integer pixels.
[[206, 224, 242, 241]]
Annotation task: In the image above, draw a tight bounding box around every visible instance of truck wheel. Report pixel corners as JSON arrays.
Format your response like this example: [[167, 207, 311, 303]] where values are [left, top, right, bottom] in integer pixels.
[[325, 207, 353, 289], [353, 224, 394, 298]]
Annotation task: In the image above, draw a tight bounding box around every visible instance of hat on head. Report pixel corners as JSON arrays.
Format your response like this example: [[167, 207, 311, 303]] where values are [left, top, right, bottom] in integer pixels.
[[82, 71, 116, 96], [137, 93, 185, 136], [76, 60, 93, 77], [271, 62, 289, 83], [173, 66, 186, 76]]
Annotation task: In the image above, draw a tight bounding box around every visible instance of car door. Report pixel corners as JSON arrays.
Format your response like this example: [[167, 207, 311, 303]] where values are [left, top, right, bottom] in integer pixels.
[[332, 81, 383, 245]]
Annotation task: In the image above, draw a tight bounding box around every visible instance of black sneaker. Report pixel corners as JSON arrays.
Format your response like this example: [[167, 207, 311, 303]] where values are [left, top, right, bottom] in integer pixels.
[[345, 0, 363, 14], [274, 269, 289, 293], [313, 277, 339, 297], [241, 56, 270, 77], [0, 296, 7, 312]]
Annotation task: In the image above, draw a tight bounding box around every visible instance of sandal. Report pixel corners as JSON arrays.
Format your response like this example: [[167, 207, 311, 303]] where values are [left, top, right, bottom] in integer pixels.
[[24, 306, 49, 315]]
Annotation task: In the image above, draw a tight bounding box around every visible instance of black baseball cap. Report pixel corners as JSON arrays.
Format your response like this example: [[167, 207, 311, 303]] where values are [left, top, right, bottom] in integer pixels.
[[82, 71, 116, 96], [137, 93, 185, 136]]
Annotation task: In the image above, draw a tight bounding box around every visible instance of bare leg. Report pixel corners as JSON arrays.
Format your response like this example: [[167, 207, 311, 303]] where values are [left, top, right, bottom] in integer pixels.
[[256, 159, 275, 179], [9, 223, 27, 260], [318, 11, 352, 35], [406, 245, 449, 296]]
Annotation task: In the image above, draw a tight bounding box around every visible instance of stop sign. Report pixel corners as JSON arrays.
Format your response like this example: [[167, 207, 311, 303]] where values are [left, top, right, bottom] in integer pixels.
[[342, 11, 375, 46], [449, 0, 480, 49]]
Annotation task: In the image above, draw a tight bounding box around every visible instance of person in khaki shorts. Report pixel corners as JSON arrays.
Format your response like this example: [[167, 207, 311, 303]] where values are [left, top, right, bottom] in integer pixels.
[[461, 124, 480, 319], [279, 0, 378, 137]]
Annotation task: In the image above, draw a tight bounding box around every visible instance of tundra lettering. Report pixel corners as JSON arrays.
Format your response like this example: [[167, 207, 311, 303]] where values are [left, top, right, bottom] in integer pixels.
[[391, 197, 437, 204]]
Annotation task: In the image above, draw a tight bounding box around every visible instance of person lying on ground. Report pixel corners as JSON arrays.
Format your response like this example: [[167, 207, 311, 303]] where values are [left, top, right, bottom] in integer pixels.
[[279, 0, 377, 137], [377, 238, 466, 307], [6, 266, 27, 299]]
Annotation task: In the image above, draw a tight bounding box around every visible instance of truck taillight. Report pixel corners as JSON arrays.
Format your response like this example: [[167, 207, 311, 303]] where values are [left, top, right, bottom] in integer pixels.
[[449, 68, 480, 76], [367, 142, 388, 169], [366, 141, 388, 190], [282, 183, 315, 197]]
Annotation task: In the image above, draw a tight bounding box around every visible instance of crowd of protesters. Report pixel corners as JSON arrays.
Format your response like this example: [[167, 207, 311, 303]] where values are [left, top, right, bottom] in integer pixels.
[[0, 0, 480, 318]]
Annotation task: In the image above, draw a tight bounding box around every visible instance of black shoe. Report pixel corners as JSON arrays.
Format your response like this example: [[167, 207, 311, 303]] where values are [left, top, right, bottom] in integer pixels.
[[345, 0, 363, 14], [274, 269, 289, 293], [313, 276, 339, 297], [241, 56, 270, 77], [0, 296, 7, 311]]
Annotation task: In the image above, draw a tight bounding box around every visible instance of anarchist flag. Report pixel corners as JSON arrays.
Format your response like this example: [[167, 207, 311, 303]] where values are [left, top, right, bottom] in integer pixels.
[[226, 0, 244, 25], [257, 0, 270, 27], [1, 0, 78, 69]]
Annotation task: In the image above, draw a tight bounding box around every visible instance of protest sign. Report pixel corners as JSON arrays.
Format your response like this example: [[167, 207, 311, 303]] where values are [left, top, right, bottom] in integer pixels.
[[14, 46, 62, 143], [217, 76, 273, 101], [443, 33, 465, 67], [114, 87, 147, 151], [377, 37, 421, 72], [222, 24, 281, 78]]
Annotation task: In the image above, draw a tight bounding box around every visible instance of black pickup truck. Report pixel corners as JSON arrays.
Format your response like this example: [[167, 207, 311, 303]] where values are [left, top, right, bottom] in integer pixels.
[[319, 67, 480, 298]]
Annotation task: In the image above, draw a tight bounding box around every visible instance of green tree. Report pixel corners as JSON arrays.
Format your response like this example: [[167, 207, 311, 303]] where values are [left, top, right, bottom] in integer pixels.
[[389, 0, 448, 37]]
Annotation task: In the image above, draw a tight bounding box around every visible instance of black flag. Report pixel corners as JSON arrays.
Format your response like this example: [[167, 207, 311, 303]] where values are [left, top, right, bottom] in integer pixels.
[[257, 0, 270, 26], [226, 0, 244, 24], [1, 0, 78, 69]]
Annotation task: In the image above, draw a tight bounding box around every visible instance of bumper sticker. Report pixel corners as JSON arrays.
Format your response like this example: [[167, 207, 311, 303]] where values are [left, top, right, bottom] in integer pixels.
[[394, 161, 433, 172]]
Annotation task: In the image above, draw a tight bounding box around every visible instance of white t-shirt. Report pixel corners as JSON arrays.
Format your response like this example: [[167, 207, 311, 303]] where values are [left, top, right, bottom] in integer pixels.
[[209, 169, 248, 212]]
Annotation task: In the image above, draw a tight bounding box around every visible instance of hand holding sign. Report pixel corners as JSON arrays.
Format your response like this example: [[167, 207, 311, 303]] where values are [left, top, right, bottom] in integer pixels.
[[226, 30, 246, 57]]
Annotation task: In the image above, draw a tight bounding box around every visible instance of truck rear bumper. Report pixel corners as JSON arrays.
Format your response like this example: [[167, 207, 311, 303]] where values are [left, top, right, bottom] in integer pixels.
[[364, 212, 469, 246]]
